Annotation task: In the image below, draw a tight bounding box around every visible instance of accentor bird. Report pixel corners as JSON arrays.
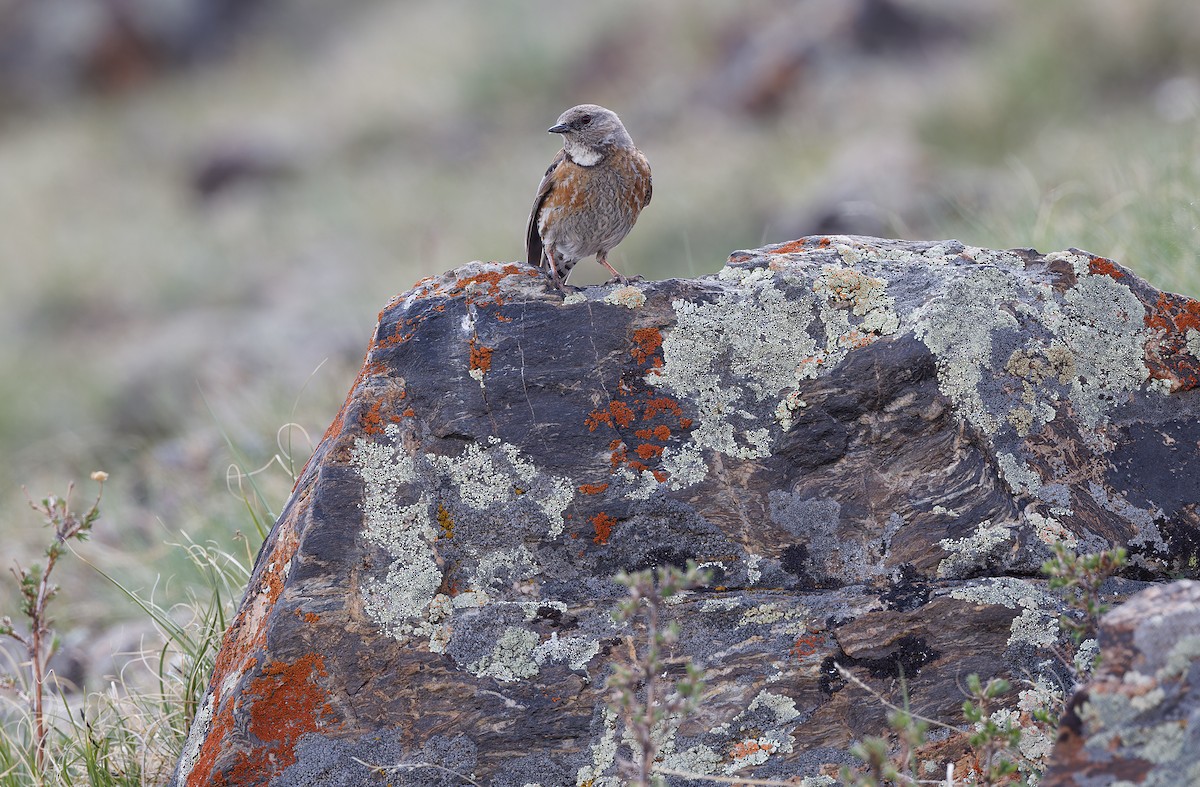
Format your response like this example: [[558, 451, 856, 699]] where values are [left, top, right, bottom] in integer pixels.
[[525, 104, 652, 290]]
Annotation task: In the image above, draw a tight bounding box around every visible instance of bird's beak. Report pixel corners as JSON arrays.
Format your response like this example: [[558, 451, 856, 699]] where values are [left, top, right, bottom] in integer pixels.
[[547, 123, 570, 134]]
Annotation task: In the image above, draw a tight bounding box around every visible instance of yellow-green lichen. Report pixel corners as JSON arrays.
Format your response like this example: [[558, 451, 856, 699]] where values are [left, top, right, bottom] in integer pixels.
[[602, 285, 645, 309]]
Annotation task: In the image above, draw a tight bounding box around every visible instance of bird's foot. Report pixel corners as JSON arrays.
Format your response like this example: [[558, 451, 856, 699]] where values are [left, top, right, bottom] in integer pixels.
[[603, 274, 643, 286]]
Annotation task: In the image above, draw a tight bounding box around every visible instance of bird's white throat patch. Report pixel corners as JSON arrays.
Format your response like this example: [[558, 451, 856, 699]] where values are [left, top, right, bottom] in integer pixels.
[[565, 140, 602, 167]]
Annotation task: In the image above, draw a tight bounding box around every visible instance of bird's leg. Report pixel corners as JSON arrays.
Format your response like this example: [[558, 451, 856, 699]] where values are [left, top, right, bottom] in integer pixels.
[[545, 247, 566, 291], [597, 252, 631, 286]]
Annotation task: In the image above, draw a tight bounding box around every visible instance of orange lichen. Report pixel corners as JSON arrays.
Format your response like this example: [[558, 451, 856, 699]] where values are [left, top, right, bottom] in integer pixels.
[[635, 425, 672, 441], [730, 739, 776, 760], [630, 327, 664, 366], [468, 338, 494, 375], [188, 513, 308, 786], [361, 400, 386, 435], [591, 512, 617, 545], [402, 407, 416, 417], [578, 483, 609, 495], [219, 654, 338, 784], [1143, 290, 1200, 391], [642, 396, 684, 420], [609, 400, 636, 427], [297, 611, 320, 624], [634, 443, 664, 460], [791, 633, 823, 658], [770, 239, 808, 254], [1088, 256, 1125, 279]]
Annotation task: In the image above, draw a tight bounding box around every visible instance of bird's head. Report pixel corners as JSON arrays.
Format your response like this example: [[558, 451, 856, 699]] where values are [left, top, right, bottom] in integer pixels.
[[549, 104, 633, 164]]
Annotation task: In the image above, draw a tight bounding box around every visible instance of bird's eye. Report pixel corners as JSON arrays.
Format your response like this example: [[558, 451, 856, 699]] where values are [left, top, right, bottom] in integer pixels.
[[579, 114, 592, 126]]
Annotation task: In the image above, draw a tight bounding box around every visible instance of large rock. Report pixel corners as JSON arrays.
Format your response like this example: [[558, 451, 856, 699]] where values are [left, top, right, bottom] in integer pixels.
[[1043, 580, 1200, 786], [174, 236, 1200, 786]]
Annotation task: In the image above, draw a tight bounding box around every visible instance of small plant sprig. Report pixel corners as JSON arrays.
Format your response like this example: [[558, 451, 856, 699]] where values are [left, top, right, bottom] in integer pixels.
[[1041, 543, 1127, 645], [1, 472, 106, 774], [608, 562, 709, 787], [961, 674, 1020, 787]]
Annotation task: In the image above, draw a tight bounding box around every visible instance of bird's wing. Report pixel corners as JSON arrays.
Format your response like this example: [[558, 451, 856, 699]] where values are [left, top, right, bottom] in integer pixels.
[[637, 149, 652, 210], [526, 149, 566, 267]]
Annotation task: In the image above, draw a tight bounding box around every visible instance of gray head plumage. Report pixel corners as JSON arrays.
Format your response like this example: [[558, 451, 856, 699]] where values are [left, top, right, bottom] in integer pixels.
[[547, 104, 634, 152]]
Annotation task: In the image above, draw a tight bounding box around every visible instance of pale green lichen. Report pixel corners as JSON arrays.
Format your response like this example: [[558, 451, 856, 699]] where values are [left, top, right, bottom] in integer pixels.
[[745, 689, 801, 723], [1159, 635, 1200, 681], [657, 273, 818, 460], [913, 265, 1021, 434], [1188, 328, 1200, 360], [575, 707, 620, 786], [174, 692, 215, 785], [660, 744, 722, 776], [467, 626, 540, 683], [562, 291, 586, 305], [737, 602, 808, 635], [1045, 274, 1149, 431], [353, 427, 443, 644], [352, 429, 576, 651], [949, 578, 1060, 648], [533, 632, 601, 672], [913, 254, 1150, 441], [937, 520, 1013, 578], [997, 452, 1042, 497], [602, 286, 646, 309]]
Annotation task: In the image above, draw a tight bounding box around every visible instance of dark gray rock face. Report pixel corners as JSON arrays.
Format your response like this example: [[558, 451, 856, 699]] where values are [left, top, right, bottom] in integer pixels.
[[174, 237, 1200, 786], [1043, 581, 1200, 787]]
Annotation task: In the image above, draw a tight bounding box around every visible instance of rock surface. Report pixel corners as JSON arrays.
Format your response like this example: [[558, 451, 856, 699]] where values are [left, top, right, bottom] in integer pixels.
[[174, 236, 1200, 786], [1043, 580, 1200, 786]]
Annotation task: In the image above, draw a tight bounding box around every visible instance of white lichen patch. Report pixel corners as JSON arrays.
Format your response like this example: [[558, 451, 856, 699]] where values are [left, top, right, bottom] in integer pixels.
[[949, 578, 1061, 648], [467, 626, 541, 683], [533, 632, 601, 672], [657, 276, 819, 460], [913, 256, 1150, 440], [353, 428, 444, 644], [997, 453, 1042, 497], [562, 291, 587, 305], [352, 428, 576, 650], [174, 692, 215, 785], [937, 520, 1013, 578], [746, 689, 801, 724], [1045, 274, 1149, 431], [1188, 328, 1200, 360], [436, 438, 573, 537], [913, 266, 1020, 434], [602, 286, 646, 309], [659, 443, 708, 490], [576, 707, 620, 787]]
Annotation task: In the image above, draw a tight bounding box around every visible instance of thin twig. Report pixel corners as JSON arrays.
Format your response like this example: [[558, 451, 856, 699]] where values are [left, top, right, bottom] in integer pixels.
[[833, 663, 959, 733]]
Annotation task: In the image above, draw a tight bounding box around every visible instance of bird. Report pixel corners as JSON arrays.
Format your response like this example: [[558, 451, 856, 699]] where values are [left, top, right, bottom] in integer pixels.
[[525, 104, 652, 290]]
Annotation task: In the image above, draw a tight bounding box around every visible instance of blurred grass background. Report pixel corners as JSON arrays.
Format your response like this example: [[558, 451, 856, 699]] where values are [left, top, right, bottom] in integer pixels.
[[1, 0, 1199, 696]]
